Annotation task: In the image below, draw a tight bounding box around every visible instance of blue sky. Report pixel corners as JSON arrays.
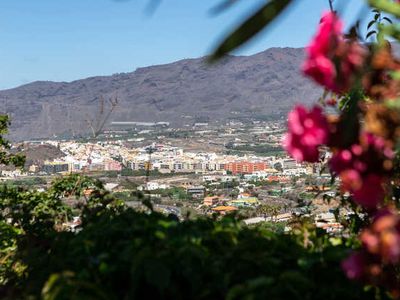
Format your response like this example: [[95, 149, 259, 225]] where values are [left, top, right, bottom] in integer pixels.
[[0, 0, 367, 89]]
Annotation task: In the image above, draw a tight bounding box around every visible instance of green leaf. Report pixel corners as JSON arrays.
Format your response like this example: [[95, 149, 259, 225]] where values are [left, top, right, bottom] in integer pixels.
[[379, 23, 400, 41], [209, 0, 293, 61], [383, 16, 393, 24], [368, 0, 400, 17], [385, 97, 400, 109], [389, 70, 400, 80], [367, 20, 376, 30], [366, 30, 377, 39]]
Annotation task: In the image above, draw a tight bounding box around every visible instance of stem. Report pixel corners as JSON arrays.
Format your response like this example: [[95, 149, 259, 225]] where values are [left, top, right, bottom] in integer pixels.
[[328, 0, 334, 12]]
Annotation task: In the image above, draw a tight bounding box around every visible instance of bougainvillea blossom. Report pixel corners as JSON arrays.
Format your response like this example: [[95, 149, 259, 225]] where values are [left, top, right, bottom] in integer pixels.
[[329, 133, 393, 208], [283, 105, 329, 162], [341, 252, 367, 280], [303, 11, 341, 91], [303, 11, 366, 93], [361, 209, 400, 264]]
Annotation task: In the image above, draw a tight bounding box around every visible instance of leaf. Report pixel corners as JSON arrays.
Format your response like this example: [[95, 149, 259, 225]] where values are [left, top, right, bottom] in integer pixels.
[[209, 0, 293, 61], [379, 23, 400, 41], [344, 21, 361, 39], [368, 0, 400, 18], [389, 70, 400, 80], [367, 20, 376, 30], [210, 0, 242, 15], [383, 16, 393, 24], [366, 30, 377, 39]]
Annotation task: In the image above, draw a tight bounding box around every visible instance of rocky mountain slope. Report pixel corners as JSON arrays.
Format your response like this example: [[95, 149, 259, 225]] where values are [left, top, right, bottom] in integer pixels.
[[0, 47, 321, 140]]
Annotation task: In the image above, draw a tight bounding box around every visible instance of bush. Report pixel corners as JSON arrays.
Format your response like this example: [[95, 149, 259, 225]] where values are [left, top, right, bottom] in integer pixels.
[[0, 174, 377, 299], [1, 208, 375, 300]]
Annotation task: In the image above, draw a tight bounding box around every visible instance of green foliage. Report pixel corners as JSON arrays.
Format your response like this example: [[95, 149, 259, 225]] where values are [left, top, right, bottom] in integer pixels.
[[299, 192, 314, 200], [112, 191, 137, 202], [335, 88, 363, 149], [256, 204, 280, 218], [4, 177, 47, 187], [117, 179, 139, 190], [0, 115, 24, 168], [366, 8, 393, 40], [0, 185, 72, 293], [376, 22, 400, 42], [210, 0, 293, 61], [208, 180, 239, 191], [120, 168, 134, 176], [153, 187, 189, 200], [0, 185, 71, 233], [226, 142, 282, 154], [0, 221, 21, 287], [368, 0, 400, 18], [1, 206, 376, 300], [251, 221, 287, 234], [101, 171, 119, 178], [50, 174, 103, 199]]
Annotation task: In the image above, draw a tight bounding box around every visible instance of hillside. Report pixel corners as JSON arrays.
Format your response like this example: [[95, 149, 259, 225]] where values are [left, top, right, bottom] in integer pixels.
[[0, 47, 321, 140]]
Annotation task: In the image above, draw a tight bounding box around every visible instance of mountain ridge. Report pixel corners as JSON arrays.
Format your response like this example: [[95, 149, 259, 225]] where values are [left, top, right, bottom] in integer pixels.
[[0, 47, 321, 141]]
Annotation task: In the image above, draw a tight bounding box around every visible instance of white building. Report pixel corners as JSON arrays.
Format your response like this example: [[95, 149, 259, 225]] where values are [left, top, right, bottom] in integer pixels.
[[137, 181, 170, 191]]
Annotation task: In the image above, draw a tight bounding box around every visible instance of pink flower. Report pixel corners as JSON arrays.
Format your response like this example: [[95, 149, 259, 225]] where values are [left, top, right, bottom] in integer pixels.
[[340, 169, 362, 192], [302, 11, 366, 93], [352, 174, 384, 209], [340, 41, 366, 79], [361, 209, 400, 263], [302, 55, 336, 90], [307, 11, 342, 58], [283, 105, 329, 162], [302, 12, 342, 91], [345, 208, 400, 289], [329, 133, 393, 208], [341, 252, 366, 280]]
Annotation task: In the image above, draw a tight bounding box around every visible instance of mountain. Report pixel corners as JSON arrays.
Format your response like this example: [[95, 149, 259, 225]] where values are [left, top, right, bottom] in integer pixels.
[[0, 47, 321, 141]]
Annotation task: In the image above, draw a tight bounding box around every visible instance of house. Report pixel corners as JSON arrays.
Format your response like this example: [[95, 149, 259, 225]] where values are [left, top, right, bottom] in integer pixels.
[[137, 181, 170, 191], [224, 161, 267, 175], [238, 192, 251, 199], [28, 164, 40, 173], [104, 183, 119, 192], [203, 195, 224, 206], [43, 161, 72, 174], [186, 186, 206, 198], [212, 206, 238, 215], [228, 197, 259, 208], [306, 186, 331, 192]]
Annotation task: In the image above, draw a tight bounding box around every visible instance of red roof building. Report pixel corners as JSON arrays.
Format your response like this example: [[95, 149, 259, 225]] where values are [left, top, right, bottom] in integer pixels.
[[223, 161, 267, 175]]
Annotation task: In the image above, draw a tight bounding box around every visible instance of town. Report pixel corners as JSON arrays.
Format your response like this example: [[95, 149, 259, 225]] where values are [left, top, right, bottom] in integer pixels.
[[2, 119, 342, 232]]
